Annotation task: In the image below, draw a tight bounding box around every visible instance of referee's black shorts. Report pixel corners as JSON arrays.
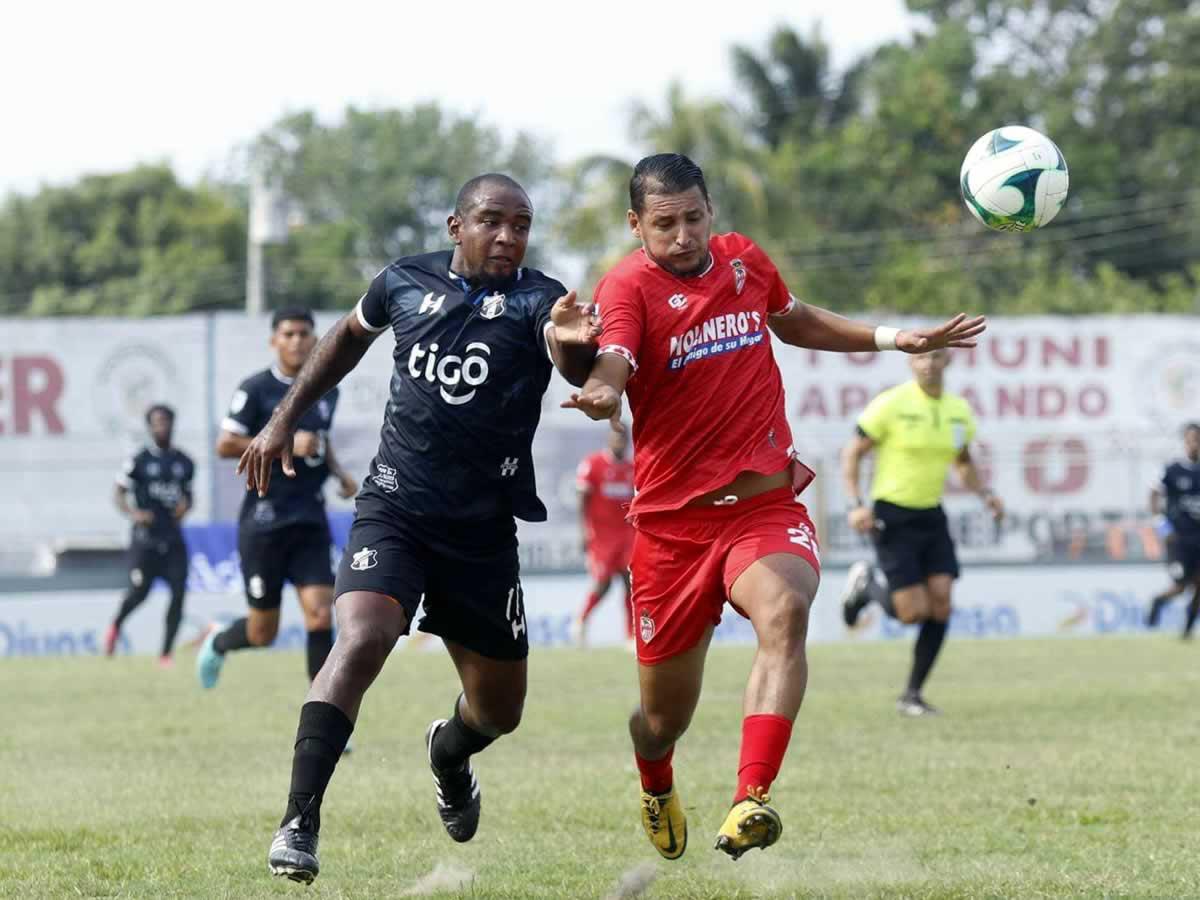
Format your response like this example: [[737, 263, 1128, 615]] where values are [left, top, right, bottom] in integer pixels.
[[872, 499, 959, 591]]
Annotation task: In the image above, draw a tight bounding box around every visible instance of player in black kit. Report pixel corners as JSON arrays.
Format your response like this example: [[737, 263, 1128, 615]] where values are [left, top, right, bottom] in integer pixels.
[[105, 404, 194, 666], [1146, 424, 1200, 637], [197, 308, 358, 690], [238, 174, 598, 884]]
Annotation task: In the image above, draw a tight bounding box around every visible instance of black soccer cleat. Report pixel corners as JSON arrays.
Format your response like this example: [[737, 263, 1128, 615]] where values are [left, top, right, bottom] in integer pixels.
[[425, 719, 482, 843], [268, 815, 320, 884], [841, 560, 875, 627]]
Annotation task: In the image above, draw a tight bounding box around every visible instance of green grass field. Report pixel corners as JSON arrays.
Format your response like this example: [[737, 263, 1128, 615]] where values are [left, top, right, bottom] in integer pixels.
[[3, 635, 1199, 899]]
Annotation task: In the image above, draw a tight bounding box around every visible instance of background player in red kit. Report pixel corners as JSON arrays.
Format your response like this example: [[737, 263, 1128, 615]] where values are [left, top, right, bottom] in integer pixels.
[[565, 153, 985, 861], [573, 427, 635, 646]]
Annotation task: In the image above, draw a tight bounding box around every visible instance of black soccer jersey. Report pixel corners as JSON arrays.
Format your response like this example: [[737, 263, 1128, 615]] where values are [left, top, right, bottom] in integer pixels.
[[117, 446, 194, 546], [221, 367, 339, 532], [1161, 460, 1200, 540], [354, 251, 565, 522]]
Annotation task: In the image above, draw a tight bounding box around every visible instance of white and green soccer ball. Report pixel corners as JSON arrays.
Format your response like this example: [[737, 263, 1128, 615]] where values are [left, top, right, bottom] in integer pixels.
[[960, 126, 1069, 232]]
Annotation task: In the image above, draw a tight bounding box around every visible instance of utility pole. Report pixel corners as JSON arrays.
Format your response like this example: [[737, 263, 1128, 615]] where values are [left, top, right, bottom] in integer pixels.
[[246, 169, 289, 314]]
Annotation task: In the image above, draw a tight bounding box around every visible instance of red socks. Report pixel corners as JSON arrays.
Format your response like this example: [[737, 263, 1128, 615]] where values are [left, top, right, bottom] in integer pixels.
[[580, 591, 603, 622], [735, 714, 793, 803], [635, 748, 674, 795]]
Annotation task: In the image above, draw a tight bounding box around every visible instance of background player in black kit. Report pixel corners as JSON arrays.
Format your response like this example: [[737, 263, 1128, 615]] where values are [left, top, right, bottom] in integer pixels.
[[1146, 424, 1200, 637], [105, 404, 194, 667], [236, 174, 598, 884], [197, 308, 358, 690]]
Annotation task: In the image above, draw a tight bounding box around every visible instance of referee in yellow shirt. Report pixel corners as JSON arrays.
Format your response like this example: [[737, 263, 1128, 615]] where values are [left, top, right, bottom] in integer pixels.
[[840, 349, 1004, 716]]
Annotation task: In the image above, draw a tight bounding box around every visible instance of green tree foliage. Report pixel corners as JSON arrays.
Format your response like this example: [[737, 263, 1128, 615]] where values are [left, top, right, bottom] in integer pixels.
[[0, 166, 245, 316], [561, 3, 1199, 315], [252, 105, 554, 309]]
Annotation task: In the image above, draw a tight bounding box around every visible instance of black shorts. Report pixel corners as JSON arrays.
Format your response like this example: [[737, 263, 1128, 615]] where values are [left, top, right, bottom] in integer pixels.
[[238, 523, 334, 610], [129, 540, 188, 595], [872, 500, 959, 591], [1167, 536, 1200, 584], [335, 495, 527, 661]]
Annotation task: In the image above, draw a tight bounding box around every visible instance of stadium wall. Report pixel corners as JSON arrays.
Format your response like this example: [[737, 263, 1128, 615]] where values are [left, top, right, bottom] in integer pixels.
[[0, 563, 1171, 658], [1, 313, 1196, 573]]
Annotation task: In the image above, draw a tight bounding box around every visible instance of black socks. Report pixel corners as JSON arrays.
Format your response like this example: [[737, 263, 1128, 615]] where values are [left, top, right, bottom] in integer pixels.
[[1184, 593, 1200, 637], [1147, 594, 1171, 627], [213, 618, 252, 655], [281, 701, 354, 833], [907, 619, 948, 696], [306, 629, 334, 680], [430, 697, 495, 772]]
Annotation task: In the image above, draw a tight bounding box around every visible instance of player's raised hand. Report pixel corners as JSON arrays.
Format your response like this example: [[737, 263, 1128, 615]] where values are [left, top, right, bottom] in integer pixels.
[[550, 291, 601, 346], [897, 314, 987, 353], [562, 383, 623, 425], [236, 420, 295, 498]]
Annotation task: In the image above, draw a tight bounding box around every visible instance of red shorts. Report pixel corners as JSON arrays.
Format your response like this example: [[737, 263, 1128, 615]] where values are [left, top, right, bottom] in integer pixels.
[[587, 539, 633, 582], [630, 487, 821, 665]]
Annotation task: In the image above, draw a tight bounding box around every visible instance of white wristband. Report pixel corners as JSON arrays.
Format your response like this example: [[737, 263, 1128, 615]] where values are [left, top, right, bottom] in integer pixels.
[[874, 326, 900, 351]]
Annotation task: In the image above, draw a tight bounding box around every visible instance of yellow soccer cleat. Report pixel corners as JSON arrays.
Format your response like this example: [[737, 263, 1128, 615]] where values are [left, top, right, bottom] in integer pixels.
[[714, 788, 782, 860], [640, 788, 687, 860]]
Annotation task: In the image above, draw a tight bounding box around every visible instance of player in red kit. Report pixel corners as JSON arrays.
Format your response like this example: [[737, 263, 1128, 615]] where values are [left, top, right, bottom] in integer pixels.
[[564, 153, 985, 861], [573, 428, 636, 646]]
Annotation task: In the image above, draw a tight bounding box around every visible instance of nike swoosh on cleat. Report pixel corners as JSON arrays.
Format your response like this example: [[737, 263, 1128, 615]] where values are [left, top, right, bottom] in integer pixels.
[[663, 818, 678, 855]]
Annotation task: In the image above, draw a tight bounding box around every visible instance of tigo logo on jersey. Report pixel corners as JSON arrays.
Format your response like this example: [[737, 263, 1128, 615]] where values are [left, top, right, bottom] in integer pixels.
[[730, 258, 747, 295], [408, 341, 491, 405], [667, 293, 688, 310], [480, 293, 506, 320], [350, 547, 378, 571]]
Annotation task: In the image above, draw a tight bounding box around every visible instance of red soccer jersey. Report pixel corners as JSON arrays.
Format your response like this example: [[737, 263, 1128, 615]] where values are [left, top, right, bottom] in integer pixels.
[[596, 232, 797, 517], [577, 450, 636, 540]]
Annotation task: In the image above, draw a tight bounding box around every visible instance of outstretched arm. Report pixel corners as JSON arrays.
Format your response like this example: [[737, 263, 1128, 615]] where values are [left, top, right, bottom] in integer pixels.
[[544, 291, 602, 387], [238, 313, 378, 496], [561, 353, 632, 429], [768, 302, 986, 354]]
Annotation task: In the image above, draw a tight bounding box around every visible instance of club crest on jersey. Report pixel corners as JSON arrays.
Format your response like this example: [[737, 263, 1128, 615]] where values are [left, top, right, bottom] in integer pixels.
[[730, 258, 747, 295], [667, 293, 688, 310], [639, 611, 655, 643], [350, 547, 378, 571], [373, 462, 399, 493], [480, 293, 506, 320]]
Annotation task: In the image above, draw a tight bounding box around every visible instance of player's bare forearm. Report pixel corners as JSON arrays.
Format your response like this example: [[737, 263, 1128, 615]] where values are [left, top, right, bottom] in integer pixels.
[[1150, 490, 1164, 516], [216, 431, 253, 459], [840, 438, 870, 505], [770, 302, 877, 351], [272, 314, 374, 432], [563, 353, 632, 423], [770, 303, 986, 353], [548, 335, 596, 388], [114, 485, 133, 517]]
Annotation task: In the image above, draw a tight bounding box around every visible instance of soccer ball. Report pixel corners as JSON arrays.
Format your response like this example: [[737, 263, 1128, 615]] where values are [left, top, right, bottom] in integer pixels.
[[960, 126, 1069, 232]]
